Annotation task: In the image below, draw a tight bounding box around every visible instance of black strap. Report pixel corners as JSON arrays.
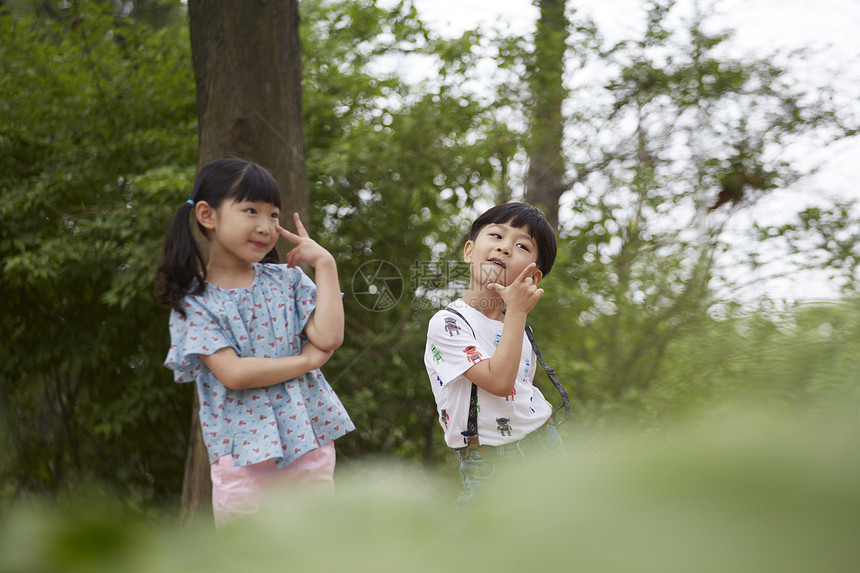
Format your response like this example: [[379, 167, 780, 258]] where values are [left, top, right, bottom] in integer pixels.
[[443, 306, 570, 442], [463, 383, 478, 439], [525, 324, 570, 425], [444, 307, 480, 441]]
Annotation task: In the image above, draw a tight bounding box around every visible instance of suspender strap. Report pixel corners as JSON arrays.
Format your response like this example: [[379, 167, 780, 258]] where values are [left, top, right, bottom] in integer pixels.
[[443, 306, 570, 444], [444, 307, 474, 338], [463, 382, 478, 439], [444, 307, 480, 442], [525, 324, 571, 425]]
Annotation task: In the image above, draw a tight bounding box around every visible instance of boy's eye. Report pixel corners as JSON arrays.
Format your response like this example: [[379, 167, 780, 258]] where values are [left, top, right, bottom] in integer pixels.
[[517, 243, 530, 251], [245, 208, 257, 214], [490, 233, 502, 239], [270, 212, 280, 219]]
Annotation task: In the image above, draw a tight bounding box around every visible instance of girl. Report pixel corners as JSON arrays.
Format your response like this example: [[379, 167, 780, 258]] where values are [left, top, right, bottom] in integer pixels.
[[155, 158, 354, 526]]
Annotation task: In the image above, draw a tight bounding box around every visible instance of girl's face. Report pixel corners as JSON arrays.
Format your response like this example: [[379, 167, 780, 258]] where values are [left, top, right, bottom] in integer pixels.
[[206, 198, 280, 267]]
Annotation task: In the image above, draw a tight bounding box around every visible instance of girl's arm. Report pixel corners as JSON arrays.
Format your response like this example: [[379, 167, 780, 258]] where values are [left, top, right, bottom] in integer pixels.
[[277, 213, 344, 351], [200, 342, 332, 391]]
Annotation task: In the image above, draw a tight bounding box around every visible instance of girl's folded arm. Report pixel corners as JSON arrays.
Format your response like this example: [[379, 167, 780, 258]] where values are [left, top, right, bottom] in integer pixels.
[[200, 344, 332, 390]]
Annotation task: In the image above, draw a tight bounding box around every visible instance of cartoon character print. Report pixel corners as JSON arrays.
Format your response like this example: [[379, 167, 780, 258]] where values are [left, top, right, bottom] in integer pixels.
[[496, 417, 512, 436], [430, 344, 444, 364], [444, 317, 461, 337], [440, 408, 450, 429], [462, 345, 482, 365]]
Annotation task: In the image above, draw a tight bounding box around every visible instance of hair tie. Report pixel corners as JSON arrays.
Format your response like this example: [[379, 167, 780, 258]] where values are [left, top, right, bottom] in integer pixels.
[[186, 199, 195, 207]]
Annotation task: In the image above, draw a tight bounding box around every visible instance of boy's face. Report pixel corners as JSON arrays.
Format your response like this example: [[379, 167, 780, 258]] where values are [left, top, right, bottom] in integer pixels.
[[463, 221, 542, 288]]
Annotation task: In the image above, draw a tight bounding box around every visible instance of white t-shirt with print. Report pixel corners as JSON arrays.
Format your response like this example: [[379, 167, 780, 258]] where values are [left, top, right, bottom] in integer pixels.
[[424, 298, 552, 448]]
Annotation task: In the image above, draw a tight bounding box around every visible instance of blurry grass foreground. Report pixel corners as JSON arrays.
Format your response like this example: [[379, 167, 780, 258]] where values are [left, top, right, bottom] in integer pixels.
[[2, 404, 859, 573]]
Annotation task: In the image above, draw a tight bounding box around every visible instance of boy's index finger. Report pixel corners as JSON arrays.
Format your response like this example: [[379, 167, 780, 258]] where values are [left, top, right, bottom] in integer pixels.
[[512, 262, 538, 284]]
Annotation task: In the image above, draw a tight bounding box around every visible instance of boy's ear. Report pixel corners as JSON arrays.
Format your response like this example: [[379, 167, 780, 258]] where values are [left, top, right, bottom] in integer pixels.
[[462, 240, 474, 263], [532, 268, 544, 286], [195, 201, 216, 230]]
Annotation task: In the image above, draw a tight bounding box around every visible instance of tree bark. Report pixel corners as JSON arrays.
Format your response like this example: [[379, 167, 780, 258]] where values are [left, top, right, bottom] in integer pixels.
[[189, 0, 308, 227], [179, 390, 212, 527], [183, 0, 308, 523], [525, 0, 569, 228]]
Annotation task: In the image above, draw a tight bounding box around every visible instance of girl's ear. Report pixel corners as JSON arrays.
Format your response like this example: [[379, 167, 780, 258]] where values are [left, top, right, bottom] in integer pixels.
[[195, 201, 217, 230]]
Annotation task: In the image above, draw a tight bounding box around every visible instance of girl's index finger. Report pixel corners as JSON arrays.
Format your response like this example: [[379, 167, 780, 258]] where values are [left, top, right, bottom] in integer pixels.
[[292, 212, 310, 238], [276, 223, 301, 243]]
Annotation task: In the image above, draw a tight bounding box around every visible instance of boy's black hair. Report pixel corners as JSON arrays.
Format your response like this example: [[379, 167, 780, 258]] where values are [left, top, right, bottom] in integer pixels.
[[468, 202, 557, 277]]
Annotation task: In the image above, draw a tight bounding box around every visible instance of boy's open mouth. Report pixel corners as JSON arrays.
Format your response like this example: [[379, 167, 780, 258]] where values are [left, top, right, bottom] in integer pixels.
[[487, 257, 506, 269]]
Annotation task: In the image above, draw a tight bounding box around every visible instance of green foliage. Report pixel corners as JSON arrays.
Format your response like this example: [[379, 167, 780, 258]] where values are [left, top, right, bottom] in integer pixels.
[[300, 0, 509, 465], [753, 203, 860, 293], [0, 0, 196, 508], [3, 403, 860, 572], [1, 0, 857, 520], [515, 0, 854, 423]]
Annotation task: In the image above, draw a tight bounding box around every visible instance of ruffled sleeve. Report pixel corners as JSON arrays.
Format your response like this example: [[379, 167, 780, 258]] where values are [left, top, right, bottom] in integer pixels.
[[165, 294, 235, 384], [283, 265, 317, 334]]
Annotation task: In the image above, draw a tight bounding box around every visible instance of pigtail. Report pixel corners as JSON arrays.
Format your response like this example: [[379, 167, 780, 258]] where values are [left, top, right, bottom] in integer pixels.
[[154, 158, 284, 315], [154, 201, 207, 317]]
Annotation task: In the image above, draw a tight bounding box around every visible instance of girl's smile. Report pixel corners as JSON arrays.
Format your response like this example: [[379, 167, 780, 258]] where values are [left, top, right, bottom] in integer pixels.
[[202, 198, 281, 279]]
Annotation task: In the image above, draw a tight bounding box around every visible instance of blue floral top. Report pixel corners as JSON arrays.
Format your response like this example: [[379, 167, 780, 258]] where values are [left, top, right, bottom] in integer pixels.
[[165, 263, 354, 467]]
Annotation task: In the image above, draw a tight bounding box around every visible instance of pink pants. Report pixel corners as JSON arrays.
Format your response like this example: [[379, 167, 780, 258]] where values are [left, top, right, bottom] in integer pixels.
[[210, 441, 336, 527]]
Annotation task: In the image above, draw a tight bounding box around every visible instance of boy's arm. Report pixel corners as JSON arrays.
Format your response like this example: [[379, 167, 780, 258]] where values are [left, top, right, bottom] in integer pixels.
[[462, 263, 543, 397], [277, 213, 345, 351], [201, 342, 333, 391]]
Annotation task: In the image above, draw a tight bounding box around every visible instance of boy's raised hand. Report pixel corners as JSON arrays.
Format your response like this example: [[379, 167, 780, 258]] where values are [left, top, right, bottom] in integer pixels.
[[488, 262, 544, 314], [277, 212, 336, 269]]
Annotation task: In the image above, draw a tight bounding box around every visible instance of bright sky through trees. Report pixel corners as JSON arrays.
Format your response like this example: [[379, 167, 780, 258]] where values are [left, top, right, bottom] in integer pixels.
[[395, 0, 860, 304]]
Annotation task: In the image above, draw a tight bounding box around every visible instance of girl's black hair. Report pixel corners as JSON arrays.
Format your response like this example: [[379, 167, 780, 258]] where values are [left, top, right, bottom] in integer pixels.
[[154, 158, 281, 316], [468, 202, 557, 277]]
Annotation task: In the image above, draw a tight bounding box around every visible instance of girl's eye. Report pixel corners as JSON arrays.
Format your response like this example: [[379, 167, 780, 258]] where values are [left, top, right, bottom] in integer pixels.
[[270, 212, 280, 219], [245, 208, 257, 215], [518, 244, 530, 251], [490, 233, 501, 239]]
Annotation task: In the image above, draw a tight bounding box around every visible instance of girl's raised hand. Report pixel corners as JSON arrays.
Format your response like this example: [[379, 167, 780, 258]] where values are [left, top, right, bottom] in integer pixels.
[[276, 212, 335, 269]]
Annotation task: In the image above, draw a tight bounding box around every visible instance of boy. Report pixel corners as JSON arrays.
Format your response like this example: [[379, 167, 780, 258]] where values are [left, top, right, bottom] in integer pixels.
[[424, 202, 562, 506]]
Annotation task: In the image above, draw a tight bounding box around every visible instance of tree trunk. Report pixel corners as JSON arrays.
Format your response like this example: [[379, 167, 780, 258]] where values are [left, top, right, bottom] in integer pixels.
[[179, 390, 212, 527], [189, 0, 308, 227], [525, 0, 569, 228], [183, 0, 308, 523]]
